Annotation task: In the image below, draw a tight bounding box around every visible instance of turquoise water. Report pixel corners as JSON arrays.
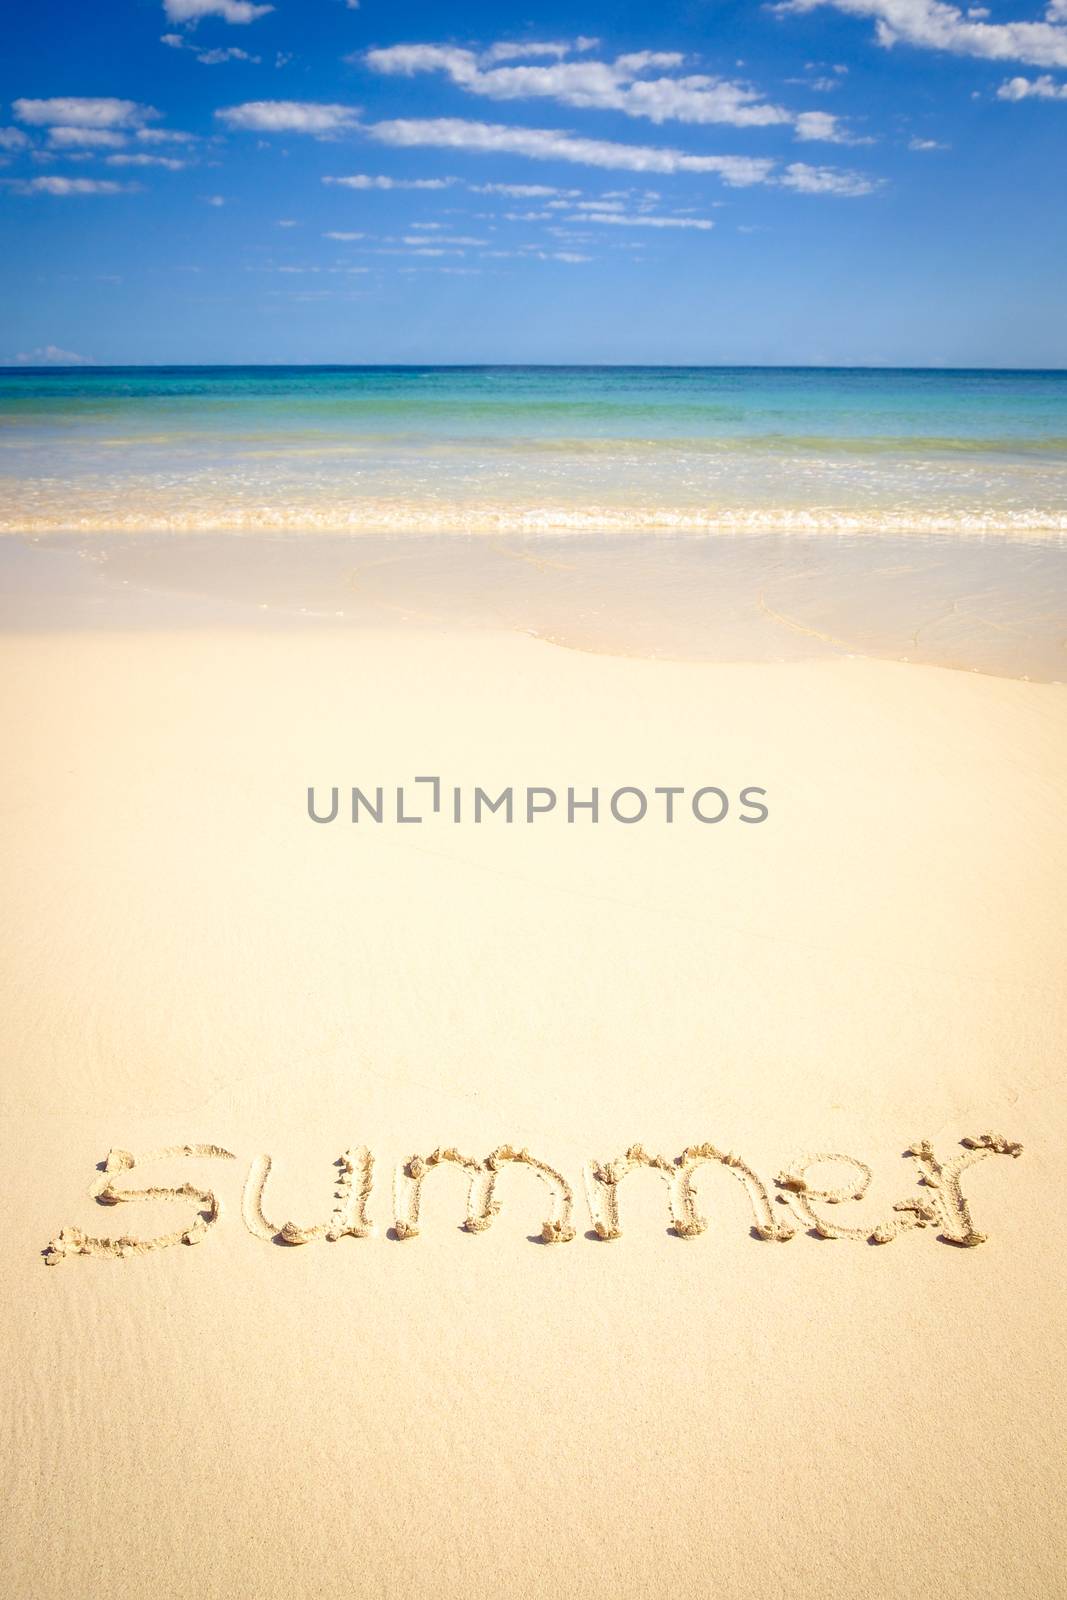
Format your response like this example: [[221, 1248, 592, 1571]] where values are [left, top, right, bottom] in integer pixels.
[[2, 365, 1066, 535]]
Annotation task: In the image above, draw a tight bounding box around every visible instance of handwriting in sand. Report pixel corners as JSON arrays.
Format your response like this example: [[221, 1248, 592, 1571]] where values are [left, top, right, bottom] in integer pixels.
[[41, 1132, 1022, 1263]]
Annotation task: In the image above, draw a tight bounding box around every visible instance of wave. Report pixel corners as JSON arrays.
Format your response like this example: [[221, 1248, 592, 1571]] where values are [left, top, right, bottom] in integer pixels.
[[4, 499, 1067, 537]]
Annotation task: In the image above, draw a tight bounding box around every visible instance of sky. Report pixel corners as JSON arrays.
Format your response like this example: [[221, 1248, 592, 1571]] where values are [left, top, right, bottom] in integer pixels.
[[1, 0, 1066, 365]]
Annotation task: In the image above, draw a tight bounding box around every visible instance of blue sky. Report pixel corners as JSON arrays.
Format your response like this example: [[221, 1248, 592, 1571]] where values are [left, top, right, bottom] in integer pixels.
[[2, 0, 1066, 365]]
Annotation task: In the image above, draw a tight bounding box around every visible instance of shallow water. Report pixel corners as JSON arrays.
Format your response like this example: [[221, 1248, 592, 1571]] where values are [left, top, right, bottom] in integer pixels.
[[3, 366, 1067, 537]]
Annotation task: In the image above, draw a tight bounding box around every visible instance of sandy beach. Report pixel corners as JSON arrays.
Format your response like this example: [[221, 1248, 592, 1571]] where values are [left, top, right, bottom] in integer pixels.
[[3, 613, 1065, 1598], [5, 0, 1067, 1574]]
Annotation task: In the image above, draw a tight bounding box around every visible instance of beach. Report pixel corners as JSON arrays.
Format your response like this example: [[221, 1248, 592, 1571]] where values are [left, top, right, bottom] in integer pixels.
[[3, 614, 1066, 1598], [2, 366, 1066, 1598]]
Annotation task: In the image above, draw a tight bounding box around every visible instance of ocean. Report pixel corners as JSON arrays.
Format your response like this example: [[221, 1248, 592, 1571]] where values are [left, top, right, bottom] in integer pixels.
[[2, 364, 1066, 537]]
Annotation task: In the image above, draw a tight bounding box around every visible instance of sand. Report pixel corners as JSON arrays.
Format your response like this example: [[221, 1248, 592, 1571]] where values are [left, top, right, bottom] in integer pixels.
[[2, 622, 1066, 1599]]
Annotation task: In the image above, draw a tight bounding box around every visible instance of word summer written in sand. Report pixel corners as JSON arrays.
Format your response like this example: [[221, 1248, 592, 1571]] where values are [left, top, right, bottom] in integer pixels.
[[42, 1131, 1023, 1264]]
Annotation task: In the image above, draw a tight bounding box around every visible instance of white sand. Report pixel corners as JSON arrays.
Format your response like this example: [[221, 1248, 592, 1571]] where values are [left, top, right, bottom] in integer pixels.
[[2, 626, 1065, 1598]]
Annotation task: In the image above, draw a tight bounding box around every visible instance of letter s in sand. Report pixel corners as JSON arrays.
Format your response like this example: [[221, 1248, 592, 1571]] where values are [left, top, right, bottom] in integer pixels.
[[42, 1144, 235, 1264]]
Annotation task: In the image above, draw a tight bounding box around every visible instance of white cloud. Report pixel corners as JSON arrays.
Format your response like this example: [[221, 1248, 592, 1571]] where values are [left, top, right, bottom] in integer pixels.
[[401, 233, 488, 245], [137, 127, 198, 143], [198, 46, 259, 63], [793, 109, 867, 141], [584, 211, 715, 227], [362, 40, 865, 141], [0, 126, 30, 150], [908, 134, 950, 146], [615, 51, 687, 71], [322, 172, 455, 189], [367, 117, 777, 185], [205, 193, 226, 204], [522, 193, 719, 229], [46, 126, 127, 148], [363, 43, 796, 130], [484, 39, 599, 62], [216, 101, 361, 134], [13, 344, 92, 365], [107, 153, 188, 168], [163, 32, 260, 62], [4, 176, 135, 195], [277, 217, 299, 225], [324, 229, 366, 238], [14, 97, 158, 129], [789, 60, 852, 89], [372, 244, 464, 257], [163, 0, 272, 22], [471, 181, 577, 196], [775, 0, 1067, 71], [779, 161, 879, 194], [997, 72, 1067, 96], [552, 250, 592, 261]]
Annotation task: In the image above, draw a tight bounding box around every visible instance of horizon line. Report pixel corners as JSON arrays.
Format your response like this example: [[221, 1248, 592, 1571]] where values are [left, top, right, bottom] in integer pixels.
[[4, 362, 1067, 375]]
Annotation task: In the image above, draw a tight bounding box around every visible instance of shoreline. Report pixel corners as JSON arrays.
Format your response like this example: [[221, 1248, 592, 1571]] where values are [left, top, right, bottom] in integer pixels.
[[3, 527, 1065, 681], [5, 505, 1067, 539]]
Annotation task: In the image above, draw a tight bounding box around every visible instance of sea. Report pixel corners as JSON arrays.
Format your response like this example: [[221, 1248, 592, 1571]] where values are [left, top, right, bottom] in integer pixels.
[[2, 365, 1065, 678], [2, 364, 1066, 536]]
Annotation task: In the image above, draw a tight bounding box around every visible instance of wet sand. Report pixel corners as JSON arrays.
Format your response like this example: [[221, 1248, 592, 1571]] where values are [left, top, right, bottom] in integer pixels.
[[2, 527, 1065, 678]]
